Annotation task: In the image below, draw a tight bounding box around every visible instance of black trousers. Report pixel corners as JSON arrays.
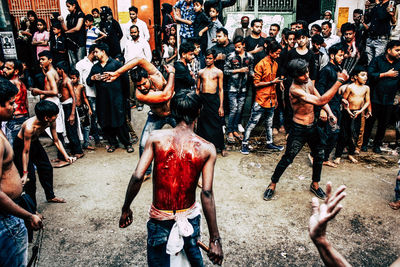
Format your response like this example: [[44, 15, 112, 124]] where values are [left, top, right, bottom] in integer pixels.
[[363, 103, 393, 148], [335, 110, 362, 157], [103, 124, 131, 147], [271, 121, 324, 183], [13, 137, 55, 206], [62, 103, 83, 155], [320, 106, 341, 161]]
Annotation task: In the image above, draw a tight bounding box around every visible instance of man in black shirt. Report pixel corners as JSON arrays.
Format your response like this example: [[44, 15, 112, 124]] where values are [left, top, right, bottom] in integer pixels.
[[245, 19, 266, 66], [315, 44, 345, 167], [362, 40, 400, 153], [364, 0, 396, 64], [174, 42, 196, 92]]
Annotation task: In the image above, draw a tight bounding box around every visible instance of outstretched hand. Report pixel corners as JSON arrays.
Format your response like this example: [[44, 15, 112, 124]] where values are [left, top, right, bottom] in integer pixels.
[[309, 182, 346, 244], [119, 209, 133, 228], [337, 70, 349, 83], [103, 72, 119, 82]]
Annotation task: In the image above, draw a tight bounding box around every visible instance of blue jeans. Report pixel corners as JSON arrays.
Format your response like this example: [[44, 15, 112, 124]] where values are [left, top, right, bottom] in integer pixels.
[[227, 91, 246, 133], [68, 46, 86, 67], [147, 215, 203, 267], [139, 112, 176, 175], [5, 115, 29, 147], [0, 214, 28, 267], [243, 102, 275, 144], [365, 37, 388, 64], [87, 97, 100, 143], [396, 170, 400, 201]]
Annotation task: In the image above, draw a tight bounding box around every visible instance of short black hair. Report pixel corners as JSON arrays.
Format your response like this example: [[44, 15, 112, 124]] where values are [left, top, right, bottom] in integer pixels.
[[296, 20, 308, 29], [351, 65, 367, 77], [92, 8, 99, 14], [353, 9, 363, 15], [322, 21, 332, 29], [282, 28, 290, 37], [295, 29, 309, 39], [0, 78, 18, 107], [52, 22, 62, 30], [93, 43, 109, 55], [311, 34, 324, 45], [287, 59, 309, 78], [179, 42, 195, 56], [35, 100, 59, 121], [171, 90, 203, 125], [88, 44, 96, 54], [386, 40, 400, 52], [267, 41, 282, 54], [69, 69, 80, 77], [85, 14, 94, 22], [130, 25, 139, 31], [5, 59, 23, 74], [130, 66, 149, 83], [193, 0, 204, 5], [129, 6, 138, 13], [287, 30, 296, 38], [55, 61, 69, 74], [233, 35, 244, 44], [328, 44, 344, 56], [191, 36, 202, 45], [205, 48, 217, 58], [270, 23, 280, 31], [341, 22, 356, 35], [251, 19, 263, 27], [311, 24, 322, 33], [38, 50, 53, 60], [216, 27, 228, 36]]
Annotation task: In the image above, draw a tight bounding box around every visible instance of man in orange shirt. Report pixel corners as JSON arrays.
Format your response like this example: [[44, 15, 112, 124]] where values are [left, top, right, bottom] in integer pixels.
[[241, 42, 283, 154]]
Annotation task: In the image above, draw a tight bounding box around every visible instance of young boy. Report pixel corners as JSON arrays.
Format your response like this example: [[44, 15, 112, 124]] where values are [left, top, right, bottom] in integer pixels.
[[13, 100, 75, 206], [50, 23, 68, 65], [84, 14, 107, 55], [334, 66, 370, 164], [206, 6, 223, 49], [224, 36, 254, 143], [91, 8, 101, 28], [193, 0, 211, 53], [70, 69, 94, 150]]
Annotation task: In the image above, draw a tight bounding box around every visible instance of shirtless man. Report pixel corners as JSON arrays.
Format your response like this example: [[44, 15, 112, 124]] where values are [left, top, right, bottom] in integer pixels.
[[196, 49, 226, 156], [0, 78, 42, 266], [55, 61, 84, 159], [334, 66, 370, 164], [119, 90, 223, 266], [31, 50, 68, 167], [263, 59, 349, 201], [2, 59, 29, 146], [105, 57, 176, 180], [13, 100, 74, 205]]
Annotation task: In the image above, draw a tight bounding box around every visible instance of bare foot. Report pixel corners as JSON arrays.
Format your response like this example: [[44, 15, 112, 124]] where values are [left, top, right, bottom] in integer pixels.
[[47, 196, 66, 203], [74, 153, 84, 159], [333, 157, 341, 165], [84, 146, 96, 150], [197, 181, 202, 188], [323, 161, 337, 168], [389, 200, 400, 210], [144, 174, 151, 182], [53, 161, 70, 168], [221, 150, 228, 157], [308, 153, 313, 165], [348, 155, 358, 163], [354, 148, 360, 155]]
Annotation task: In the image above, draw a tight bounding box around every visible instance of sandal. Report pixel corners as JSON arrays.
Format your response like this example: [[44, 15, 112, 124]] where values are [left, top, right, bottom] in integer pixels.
[[126, 145, 134, 153], [233, 131, 243, 141], [226, 135, 236, 144], [107, 146, 116, 153]]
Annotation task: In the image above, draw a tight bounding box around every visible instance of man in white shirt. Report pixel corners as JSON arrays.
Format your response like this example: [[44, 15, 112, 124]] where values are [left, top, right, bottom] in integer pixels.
[[121, 6, 150, 49], [75, 45, 101, 145], [123, 25, 152, 63], [321, 21, 340, 51], [309, 10, 337, 35]]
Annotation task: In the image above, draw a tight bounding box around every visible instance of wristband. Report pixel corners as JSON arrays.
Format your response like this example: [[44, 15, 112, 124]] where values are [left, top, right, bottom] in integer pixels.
[[23, 171, 28, 174], [337, 78, 345, 84], [211, 237, 222, 245]]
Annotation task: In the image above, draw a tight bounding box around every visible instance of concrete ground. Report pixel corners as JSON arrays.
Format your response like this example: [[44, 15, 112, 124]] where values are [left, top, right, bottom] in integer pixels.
[[29, 106, 400, 266]]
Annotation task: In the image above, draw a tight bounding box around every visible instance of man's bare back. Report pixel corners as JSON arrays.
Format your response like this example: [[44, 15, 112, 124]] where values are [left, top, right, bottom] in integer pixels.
[[0, 132, 23, 200], [198, 67, 222, 94], [151, 128, 213, 211], [290, 80, 317, 125]]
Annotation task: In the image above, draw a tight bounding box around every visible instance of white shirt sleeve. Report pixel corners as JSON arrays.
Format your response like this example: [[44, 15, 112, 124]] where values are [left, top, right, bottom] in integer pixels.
[[143, 41, 152, 62]]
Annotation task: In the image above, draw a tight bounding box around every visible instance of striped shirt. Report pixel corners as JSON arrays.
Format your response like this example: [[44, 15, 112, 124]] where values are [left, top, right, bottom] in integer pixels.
[[86, 26, 101, 53]]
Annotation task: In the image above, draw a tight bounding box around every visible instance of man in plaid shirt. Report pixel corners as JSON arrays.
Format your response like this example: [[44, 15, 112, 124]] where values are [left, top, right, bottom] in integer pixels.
[[174, 0, 195, 43]]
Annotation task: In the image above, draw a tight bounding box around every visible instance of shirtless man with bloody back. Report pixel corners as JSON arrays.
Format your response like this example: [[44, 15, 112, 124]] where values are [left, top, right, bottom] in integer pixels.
[[263, 59, 349, 201], [0, 78, 42, 266], [105, 57, 176, 180], [119, 90, 223, 266]]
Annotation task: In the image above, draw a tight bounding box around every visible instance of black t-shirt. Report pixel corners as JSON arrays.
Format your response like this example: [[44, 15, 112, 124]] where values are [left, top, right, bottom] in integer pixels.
[[244, 35, 266, 66], [174, 61, 195, 92], [66, 10, 86, 46], [286, 48, 316, 81]]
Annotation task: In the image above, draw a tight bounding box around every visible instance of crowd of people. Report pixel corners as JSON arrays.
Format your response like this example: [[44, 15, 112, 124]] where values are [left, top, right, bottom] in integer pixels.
[[1, 0, 400, 265]]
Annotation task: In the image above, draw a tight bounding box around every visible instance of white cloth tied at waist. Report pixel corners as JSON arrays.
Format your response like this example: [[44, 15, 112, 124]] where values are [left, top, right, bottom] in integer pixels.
[[149, 202, 201, 255]]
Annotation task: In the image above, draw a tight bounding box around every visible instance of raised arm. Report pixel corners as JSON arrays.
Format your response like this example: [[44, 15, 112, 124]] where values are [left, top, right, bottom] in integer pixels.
[[201, 144, 223, 266], [309, 182, 350, 267], [104, 58, 159, 82], [119, 132, 155, 228], [136, 69, 175, 104]]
